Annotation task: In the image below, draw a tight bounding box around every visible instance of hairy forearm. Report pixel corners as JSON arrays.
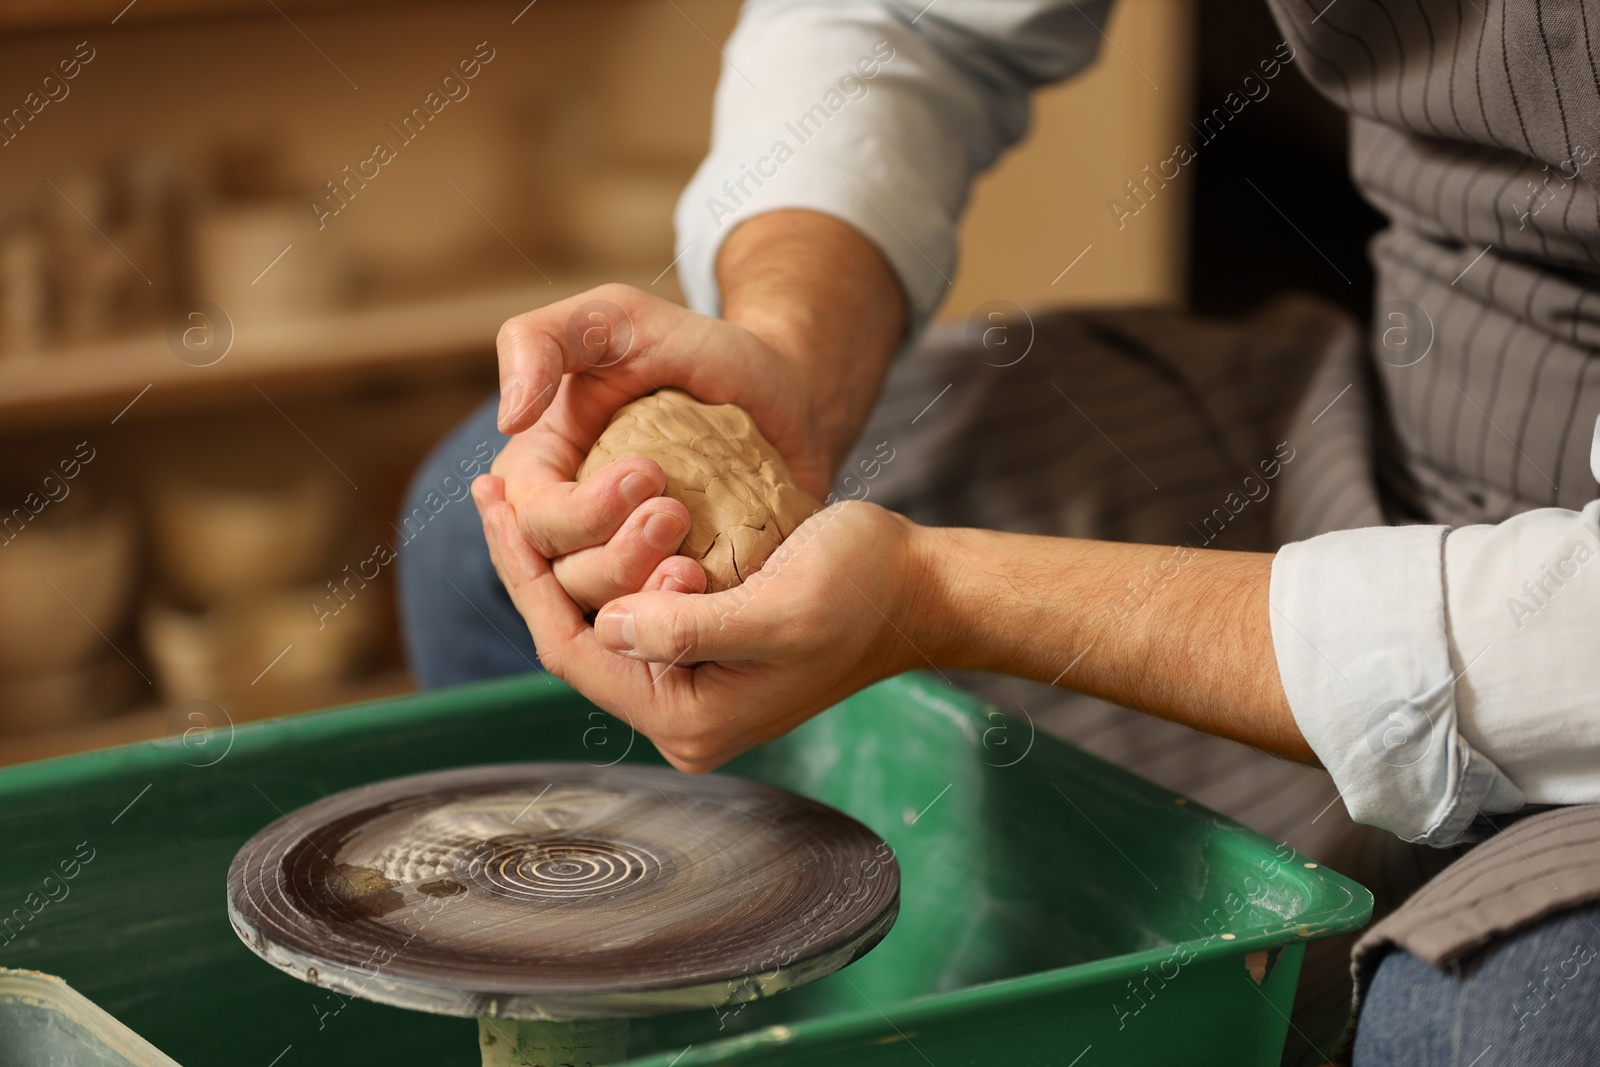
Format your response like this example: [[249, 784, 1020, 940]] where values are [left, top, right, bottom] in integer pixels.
[[712, 214, 1305, 761], [912, 527, 1315, 763], [717, 210, 906, 476]]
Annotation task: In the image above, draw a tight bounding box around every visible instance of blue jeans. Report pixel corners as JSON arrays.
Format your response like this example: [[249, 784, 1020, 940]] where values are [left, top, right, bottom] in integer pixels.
[[1354, 900, 1600, 1067], [396, 395, 539, 688]]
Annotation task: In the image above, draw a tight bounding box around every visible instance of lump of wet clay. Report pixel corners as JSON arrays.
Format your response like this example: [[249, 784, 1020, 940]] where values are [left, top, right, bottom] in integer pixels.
[[577, 388, 820, 592]]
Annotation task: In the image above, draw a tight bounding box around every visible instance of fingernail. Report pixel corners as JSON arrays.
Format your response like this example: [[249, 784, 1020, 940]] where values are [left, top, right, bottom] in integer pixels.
[[663, 575, 693, 594], [642, 511, 684, 551], [619, 471, 656, 507], [597, 608, 635, 651], [497, 376, 525, 429]]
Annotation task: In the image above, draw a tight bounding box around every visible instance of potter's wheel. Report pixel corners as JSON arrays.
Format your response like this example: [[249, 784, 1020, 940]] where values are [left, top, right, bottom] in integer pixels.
[[227, 763, 899, 1023]]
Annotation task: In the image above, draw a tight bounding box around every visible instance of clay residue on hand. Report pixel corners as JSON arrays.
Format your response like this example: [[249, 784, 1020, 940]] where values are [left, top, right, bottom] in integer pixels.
[[578, 389, 820, 592]]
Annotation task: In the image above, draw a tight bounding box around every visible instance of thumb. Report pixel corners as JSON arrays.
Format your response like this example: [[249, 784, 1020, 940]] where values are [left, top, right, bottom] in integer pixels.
[[594, 586, 768, 665], [495, 285, 643, 434]]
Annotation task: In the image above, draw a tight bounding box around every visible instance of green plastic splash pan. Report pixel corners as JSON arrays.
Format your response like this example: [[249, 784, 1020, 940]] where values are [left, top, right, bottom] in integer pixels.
[[0, 672, 1369, 1065]]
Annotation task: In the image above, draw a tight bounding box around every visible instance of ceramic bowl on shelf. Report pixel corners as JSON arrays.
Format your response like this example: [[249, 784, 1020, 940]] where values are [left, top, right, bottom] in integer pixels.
[[142, 582, 382, 707], [0, 497, 136, 676], [147, 462, 345, 604], [192, 197, 345, 326]]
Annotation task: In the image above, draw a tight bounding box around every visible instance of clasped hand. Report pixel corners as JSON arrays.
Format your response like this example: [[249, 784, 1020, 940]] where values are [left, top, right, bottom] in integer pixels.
[[474, 284, 930, 772]]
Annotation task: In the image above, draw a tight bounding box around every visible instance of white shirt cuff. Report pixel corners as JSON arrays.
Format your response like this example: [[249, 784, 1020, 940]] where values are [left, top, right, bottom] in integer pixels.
[[1270, 524, 1524, 845]]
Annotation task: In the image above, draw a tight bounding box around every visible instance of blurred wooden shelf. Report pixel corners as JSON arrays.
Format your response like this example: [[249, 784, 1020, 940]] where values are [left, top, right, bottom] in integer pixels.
[[0, 668, 416, 768], [0, 0, 423, 33], [0, 270, 673, 430]]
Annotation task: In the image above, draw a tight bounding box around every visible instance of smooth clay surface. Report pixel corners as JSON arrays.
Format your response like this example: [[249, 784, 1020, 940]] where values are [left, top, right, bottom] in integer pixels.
[[577, 389, 819, 592]]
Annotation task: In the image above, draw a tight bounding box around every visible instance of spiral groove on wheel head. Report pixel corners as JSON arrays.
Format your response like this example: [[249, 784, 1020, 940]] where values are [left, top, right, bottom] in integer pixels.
[[226, 763, 900, 1020], [475, 838, 658, 899]]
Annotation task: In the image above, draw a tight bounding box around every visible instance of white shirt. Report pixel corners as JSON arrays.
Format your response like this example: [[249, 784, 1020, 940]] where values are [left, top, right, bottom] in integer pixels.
[[671, 0, 1600, 846]]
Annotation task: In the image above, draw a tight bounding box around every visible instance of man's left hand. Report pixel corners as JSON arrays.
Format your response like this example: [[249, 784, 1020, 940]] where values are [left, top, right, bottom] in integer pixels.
[[473, 472, 931, 772]]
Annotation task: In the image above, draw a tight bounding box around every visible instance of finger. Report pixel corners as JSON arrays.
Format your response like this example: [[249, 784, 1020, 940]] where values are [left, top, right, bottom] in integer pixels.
[[641, 556, 707, 595], [473, 474, 601, 676], [519, 456, 668, 559], [474, 474, 674, 716], [550, 496, 694, 610], [476, 476, 758, 779], [472, 474, 544, 602], [495, 284, 656, 434], [494, 285, 808, 459], [593, 586, 777, 665]]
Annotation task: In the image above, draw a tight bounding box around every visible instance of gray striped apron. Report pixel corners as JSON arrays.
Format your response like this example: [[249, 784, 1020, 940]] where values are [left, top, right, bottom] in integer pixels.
[[1269, 0, 1600, 1045]]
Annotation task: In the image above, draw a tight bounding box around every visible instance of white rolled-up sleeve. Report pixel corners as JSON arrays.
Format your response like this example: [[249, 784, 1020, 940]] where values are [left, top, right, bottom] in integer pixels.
[[1270, 418, 1600, 846], [673, 0, 1111, 336]]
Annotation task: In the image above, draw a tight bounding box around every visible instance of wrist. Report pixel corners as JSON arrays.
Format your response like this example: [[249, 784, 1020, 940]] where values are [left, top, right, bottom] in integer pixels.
[[717, 210, 906, 476], [903, 525, 1103, 681], [901, 523, 982, 674]]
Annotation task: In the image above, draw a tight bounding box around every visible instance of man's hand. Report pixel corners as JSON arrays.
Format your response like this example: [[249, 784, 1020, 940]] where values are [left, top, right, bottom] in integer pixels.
[[490, 284, 823, 612], [474, 472, 930, 772], [490, 211, 907, 614]]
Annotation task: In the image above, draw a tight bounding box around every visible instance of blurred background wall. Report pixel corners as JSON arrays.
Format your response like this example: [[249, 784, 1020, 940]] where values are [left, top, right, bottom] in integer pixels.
[[0, 0, 1375, 764]]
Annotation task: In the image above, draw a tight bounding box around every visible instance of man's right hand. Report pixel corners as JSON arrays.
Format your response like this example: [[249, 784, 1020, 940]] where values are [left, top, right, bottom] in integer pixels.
[[489, 210, 908, 615], [490, 283, 825, 612]]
